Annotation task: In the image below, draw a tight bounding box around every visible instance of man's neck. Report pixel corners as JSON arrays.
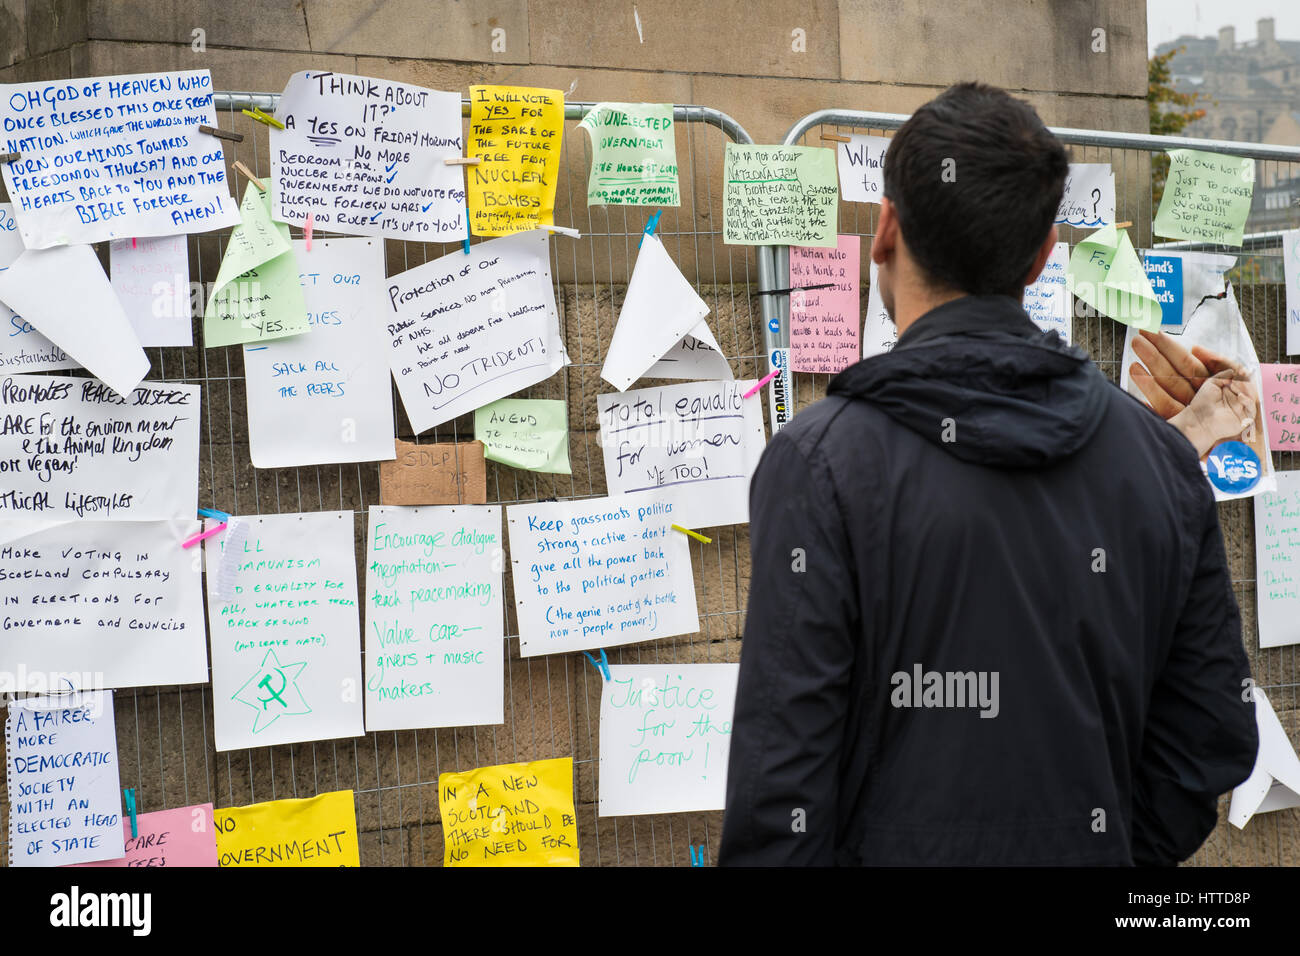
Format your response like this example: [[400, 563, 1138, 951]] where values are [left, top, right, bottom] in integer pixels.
[[892, 287, 967, 339]]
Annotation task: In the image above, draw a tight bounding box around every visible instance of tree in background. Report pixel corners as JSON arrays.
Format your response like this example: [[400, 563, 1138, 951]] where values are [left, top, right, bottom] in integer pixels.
[[1149, 46, 1207, 205]]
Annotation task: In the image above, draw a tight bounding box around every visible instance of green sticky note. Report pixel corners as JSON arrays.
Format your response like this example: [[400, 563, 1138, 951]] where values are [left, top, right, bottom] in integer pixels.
[[475, 398, 571, 474], [1066, 225, 1162, 330], [724, 143, 838, 247], [1154, 148, 1255, 247], [209, 182, 291, 292], [578, 103, 679, 207]]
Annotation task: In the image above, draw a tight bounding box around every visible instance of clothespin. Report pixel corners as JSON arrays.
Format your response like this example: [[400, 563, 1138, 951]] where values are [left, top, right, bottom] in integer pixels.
[[241, 106, 285, 130], [757, 282, 836, 297], [131, 237, 137, 250], [463, 217, 471, 255], [639, 209, 663, 249], [1114, 221, 1133, 229], [820, 132, 851, 144], [444, 156, 481, 166], [689, 844, 705, 866], [582, 648, 611, 681], [743, 367, 781, 399], [123, 789, 138, 838], [672, 524, 712, 544], [233, 160, 266, 192], [198, 124, 244, 144], [0, 152, 19, 163], [305, 213, 314, 252], [182, 522, 227, 549], [545, 225, 581, 239], [198, 507, 231, 522]]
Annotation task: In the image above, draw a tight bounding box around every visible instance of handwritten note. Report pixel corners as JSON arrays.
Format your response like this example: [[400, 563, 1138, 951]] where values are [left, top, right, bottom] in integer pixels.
[[601, 233, 730, 391], [862, 260, 896, 358], [0, 70, 239, 248], [0, 520, 208, 689], [384, 230, 568, 434], [203, 185, 309, 349], [243, 238, 396, 469], [214, 790, 359, 867], [1254, 470, 1300, 648], [724, 144, 837, 247], [475, 398, 571, 473], [1154, 149, 1255, 247], [836, 134, 889, 204], [6, 690, 123, 867], [1284, 230, 1300, 355], [439, 757, 578, 866], [1023, 241, 1070, 343], [205, 512, 364, 752], [0, 202, 77, 375], [110, 235, 192, 347], [273, 71, 465, 240], [0, 243, 149, 397], [380, 439, 487, 505], [578, 102, 679, 206], [364, 505, 504, 731], [69, 804, 218, 867], [506, 490, 700, 657], [0, 375, 199, 520], [1262, 365, 1300, 451], [1066, 225, 1161, 330], [467, 85, 564, 236], [1056, 163, 1115, 228], [597, 380, 765, 529], [598, 663, 738, 816], [789, 235, 861, 373]]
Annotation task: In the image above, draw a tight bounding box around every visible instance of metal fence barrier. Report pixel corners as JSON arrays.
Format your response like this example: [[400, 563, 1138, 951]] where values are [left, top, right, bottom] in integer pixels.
[[766, 108, 1300, 866]]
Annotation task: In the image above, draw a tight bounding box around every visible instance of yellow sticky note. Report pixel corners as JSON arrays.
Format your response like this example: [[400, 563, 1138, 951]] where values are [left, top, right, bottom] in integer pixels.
[[214, 789, 360, 867], [439, 757, 579, 866], [467, 85, 564, 236]]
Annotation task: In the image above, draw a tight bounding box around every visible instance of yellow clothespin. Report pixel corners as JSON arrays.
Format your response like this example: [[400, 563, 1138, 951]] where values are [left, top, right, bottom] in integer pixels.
[[241, 106, 285, 130], [672, 524, 712, 544]]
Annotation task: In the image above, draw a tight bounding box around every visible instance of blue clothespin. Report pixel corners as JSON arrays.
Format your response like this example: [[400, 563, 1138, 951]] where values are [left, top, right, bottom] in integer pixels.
[[198, 507, 230, 522], [463, 216, 471, 255], [638, 209, 663, 248], [582, 648, 611, 681], [123, 788, 138, 838], [689, 844, 705, 866]]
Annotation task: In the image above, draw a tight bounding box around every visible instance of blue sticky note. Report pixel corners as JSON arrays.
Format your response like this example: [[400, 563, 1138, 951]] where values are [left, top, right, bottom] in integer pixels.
[[1144, 254, 1183, 326]]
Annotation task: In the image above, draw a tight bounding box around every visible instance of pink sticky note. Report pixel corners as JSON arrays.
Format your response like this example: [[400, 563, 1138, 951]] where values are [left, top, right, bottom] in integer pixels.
[[1261, 364, 1300, 451], [66, 804, 218, 868], [789, 234, 861, 374]]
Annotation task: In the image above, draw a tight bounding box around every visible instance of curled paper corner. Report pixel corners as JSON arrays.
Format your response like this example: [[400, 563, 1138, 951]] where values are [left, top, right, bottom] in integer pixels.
[[214, 517, 249, 604]]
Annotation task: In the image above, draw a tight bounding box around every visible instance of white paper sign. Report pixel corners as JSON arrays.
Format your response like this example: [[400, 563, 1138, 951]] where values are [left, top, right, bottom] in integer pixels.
[[1283, 230, 1300, 356], [597, 380, 765, 529], [836, 134, 890, 204], [506, 490, 699, 657], [598, 663, 738, 816], [272, 71, 466, 241], [1023, 242, 1070, 343], [0, 244, 148, 397], [244, 239, 396, 468], [0, 375, 199, 521], [0, 70, 240, 248], [1229, 686, 1300, 828], [862, 260, 896, 358], [0, 203, 79, 376], [363, 505, 504, 731], [110, 235, 192, 347], [1138, 249, 1236, 331], [384, 230, 568, 434], [0, 520, 208, 688], [602, 234, 730, 390], [6, 690, 124, 867], [1056, 163, 1115, 229], [1254, 470, 1300, 648], [205, 511, 364, 752]]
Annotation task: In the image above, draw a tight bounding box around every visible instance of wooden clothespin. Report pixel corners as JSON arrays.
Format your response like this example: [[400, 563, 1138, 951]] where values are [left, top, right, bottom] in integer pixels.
[[198, 124, 244, 144], [444, 156, 481, 166], [233, 160, 266, 192], [0, 152, 19, 164], [241, 106, 284, 130], [1114, 221, 1133, 229], [820, 132, 851, 143]]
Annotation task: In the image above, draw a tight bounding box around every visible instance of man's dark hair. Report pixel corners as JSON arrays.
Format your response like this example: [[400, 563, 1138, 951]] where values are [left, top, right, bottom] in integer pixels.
[[883, 82, 1069, 297]]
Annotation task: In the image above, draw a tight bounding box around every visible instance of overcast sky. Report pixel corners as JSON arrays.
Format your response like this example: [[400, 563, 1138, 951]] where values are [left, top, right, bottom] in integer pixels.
[[1147, 0, 1300, 53]]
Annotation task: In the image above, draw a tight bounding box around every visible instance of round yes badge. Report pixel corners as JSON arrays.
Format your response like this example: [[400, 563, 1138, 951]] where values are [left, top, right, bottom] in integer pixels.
[[1206, 441, 1261, 495]]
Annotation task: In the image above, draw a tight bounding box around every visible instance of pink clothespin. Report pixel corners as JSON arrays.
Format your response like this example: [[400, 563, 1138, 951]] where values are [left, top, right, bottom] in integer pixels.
[[182, 522, 227, 549], [743, 368, 780, 399], [305, 213, 314, 252]]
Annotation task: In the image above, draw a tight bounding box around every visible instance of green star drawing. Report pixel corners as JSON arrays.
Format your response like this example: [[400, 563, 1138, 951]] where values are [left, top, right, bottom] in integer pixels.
[[231, 648, 311, 734]]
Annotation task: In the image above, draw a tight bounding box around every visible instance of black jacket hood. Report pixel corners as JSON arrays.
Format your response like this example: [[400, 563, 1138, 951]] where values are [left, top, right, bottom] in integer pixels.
[[828, 294, 1111, 468]]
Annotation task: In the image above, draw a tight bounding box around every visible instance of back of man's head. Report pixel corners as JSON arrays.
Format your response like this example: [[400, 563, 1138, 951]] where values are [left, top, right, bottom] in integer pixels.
[[883, 82, 1069, 298]]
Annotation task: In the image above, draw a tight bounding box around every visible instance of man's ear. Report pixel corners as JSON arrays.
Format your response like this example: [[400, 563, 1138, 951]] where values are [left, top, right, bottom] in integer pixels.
[[872, 198, 899, 265], [1021, 224, 1059, 287]]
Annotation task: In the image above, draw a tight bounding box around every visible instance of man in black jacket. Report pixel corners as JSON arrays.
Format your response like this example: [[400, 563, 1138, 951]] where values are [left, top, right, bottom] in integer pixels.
[[720, 82, 1259, 866]]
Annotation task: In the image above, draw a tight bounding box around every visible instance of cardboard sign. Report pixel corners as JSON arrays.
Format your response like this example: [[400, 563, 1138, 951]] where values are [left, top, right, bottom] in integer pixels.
[[379, 440, 487, 505]]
